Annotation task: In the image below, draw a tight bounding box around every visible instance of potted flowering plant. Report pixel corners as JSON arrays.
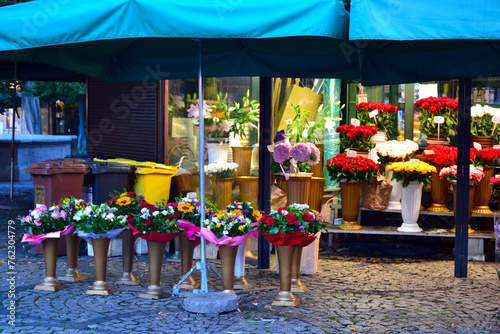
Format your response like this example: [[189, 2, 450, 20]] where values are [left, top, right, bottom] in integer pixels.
[[422, 145, 458, 167], [205, 161, 238, 209], [415, 96, 458, 142], [57, 197, 89, 282], [471, 147, 500, 214], [20, 205, 73, 291], [256, 203, 326, 306], [440, 165, 485, 233], [205, 161, 238, 179], [356, 102, 398, 136], [228, 90, 260, 140], [386, 161, 436, 232], [202, 208, 258, 294], [326, 153, 379, 230], [375, 140, 420, 165], [336, 124, 377, 151], [271, 142, 320, 174], [471, 105, 500, 145], [72, 203, 128, 295]]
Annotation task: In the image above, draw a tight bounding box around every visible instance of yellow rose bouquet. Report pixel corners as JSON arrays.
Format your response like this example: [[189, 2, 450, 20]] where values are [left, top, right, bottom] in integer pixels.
[[385, 161, 436, 188]]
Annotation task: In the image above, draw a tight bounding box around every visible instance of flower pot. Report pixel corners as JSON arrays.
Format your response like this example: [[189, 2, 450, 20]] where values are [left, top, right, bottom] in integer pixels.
[[286, 173, 313, 206], [206, 142, 230, 163], [307, 177, 326, 212], [57, 234, 87, 282], [451, 181, 476, 234], [369, 132, 387, 163], [233, 240, 252, 290], [427, 165, 452, 213], [85, 238, 115, 295], [115, 229, 139, 285], [473, 166, 495, 215], [172, 174, 194, 197], [177, 234, 200, 290], [219, 245, 239, 295], [291, 247, 307, 293], [310, 144, 324, 177], [339, 180, 363, 230], [236, 176, 259, 208], [232, 146, 254, 177], [352, 148, 369, 158], [213, 177, 234, 209], [139, 240, 168, 299], [275, 173, 287, 192], [34, 238, 67, 292], [273, 245, 299, 306], [471, 136, 494, 148], [385, 170, 402, 210], [426, 134, 450, 146], [399, 181, 423, 232]]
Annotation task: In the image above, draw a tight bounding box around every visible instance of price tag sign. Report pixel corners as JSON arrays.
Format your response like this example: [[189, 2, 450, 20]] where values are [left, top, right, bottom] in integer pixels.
[[473, 142, 482, 150], [351, 118, 360, 126], [357, 94, 368, 104], [433, 116, 445, 124], [493, 116, 500, 124], [369, 109, 379, 118], [346, 150, 358, 158], [423, 150, 434, 155], [409, 159, 420, 163]]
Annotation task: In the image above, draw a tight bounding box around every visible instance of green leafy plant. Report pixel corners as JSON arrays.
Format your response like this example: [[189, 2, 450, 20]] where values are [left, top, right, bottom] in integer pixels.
[[229, 90, 259, 139], [471, 110, 500, 138]]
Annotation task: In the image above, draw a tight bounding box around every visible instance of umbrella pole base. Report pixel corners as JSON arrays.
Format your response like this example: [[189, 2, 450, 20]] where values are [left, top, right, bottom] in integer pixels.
[[115, 272, 140, 285], [58, 268, 88, 282]]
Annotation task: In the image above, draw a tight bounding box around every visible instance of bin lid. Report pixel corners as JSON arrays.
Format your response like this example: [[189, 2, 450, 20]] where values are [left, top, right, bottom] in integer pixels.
[[135, 165, 179, 176], [25, 160, 91, 175], [94, 158, 177, 172], [84, 161, 135, 174]]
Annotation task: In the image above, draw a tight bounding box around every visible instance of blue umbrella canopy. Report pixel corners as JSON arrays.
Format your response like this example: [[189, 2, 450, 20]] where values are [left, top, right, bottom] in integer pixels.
[[0, 0, 358, 81], [350, 0, 500, 85]]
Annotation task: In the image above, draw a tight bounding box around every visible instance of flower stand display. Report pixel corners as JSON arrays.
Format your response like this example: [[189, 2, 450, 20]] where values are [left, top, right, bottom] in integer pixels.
[[57, 234, 88, 282], [339, 180, 363, 230], [115, 229, 139, 285], [86, 237, 117, 295], [233, 240, 252, 290], [36, 238, 68, 292]]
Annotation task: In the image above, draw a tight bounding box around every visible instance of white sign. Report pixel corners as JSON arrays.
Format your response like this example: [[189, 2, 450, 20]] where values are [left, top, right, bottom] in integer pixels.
[[433, 116, 445, 124], [409, 159, 420, 163], [493, 115, 500, 124], [351, 118, 361, 126], [333, 218, 343, 226], [369, 109, 379, 118], [473, 142, 482, 150], [423, 150, 435, 155], [346, 150, 358, 158]]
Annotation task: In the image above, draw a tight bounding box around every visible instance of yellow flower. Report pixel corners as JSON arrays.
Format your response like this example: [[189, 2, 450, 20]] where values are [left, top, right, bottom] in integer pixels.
[[178, 203, 194, 213], [216, 223, 221, 228], [231, 209, 244, 216], [215, 111, 226, 119], [116, 197, 131, 206], [62, 199, 69, 205], [238, 225, 244, 232], [253, 210, 262, 221], [120, 192, 128, 198], [215, 211, 224, 218], [75, 204, 83, 210], [145, 198, 156, 205]]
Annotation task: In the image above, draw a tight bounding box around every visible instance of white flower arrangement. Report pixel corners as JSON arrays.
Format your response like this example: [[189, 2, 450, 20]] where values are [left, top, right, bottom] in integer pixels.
[[375, 140, 419, 164], [204, 161, 238, 179]]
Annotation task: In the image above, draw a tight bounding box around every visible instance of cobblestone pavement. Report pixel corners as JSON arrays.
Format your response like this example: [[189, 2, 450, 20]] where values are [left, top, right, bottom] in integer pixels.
[[1, 183, 500, 333]]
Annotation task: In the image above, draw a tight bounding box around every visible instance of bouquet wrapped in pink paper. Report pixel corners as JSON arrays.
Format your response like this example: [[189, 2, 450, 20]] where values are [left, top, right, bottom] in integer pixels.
[[21, 205, 74, 245], [129, 202, 183, 242], [201, 208, 258, 247]]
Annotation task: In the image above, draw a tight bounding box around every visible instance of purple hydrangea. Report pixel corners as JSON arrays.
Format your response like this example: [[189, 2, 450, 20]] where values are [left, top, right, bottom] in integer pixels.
[[307, 143, 320, 165], [273, 143, 291, 164], [290, 143, 311, 162]]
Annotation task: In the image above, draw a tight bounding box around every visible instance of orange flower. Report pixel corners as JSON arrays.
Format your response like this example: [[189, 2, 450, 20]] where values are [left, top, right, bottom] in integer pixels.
[[178, 202, 194, 213], [215, 111, 226, 119]]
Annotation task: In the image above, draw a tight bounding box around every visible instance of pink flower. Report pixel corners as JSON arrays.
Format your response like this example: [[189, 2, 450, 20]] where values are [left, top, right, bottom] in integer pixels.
[[290, 143, 311, 162], [273, 143, 291, 164], [51, 210, 60, 219], [307, 143, 320, 165], [60, 210, 67, 221], [34, 218, 42, 226]]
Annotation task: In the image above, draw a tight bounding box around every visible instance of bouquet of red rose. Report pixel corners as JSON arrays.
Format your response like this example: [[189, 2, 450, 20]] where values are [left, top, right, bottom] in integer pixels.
[[256, 203, 327, 247], [336, 124, 377, 150], [326, 153, 379, 183], [471, 147, 500, 167], [356, 102, 398, 135], [422, 145, 458, 167], [491, 174, 500, 196], [415, 96, 458, 140], [129, 203, 183, 242]]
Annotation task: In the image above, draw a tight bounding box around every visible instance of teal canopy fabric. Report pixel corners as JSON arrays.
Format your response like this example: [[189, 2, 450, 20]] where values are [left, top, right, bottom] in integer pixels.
[[0, 0, 358, 81], [349, 0, 500, 85]]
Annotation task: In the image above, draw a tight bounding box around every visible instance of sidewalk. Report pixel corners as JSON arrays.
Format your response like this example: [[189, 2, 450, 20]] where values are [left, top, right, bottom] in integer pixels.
[[1, 182, 500, 333]]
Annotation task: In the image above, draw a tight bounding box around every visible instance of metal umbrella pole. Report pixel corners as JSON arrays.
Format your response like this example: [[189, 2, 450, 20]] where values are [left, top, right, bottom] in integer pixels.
[[9, 61, 17, 201]]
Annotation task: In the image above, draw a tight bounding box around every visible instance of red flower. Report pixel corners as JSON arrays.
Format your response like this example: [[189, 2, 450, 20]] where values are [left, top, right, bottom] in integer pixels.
[[145, 219, 154, 226], [166, 214, 175, 220], [138, 201, 149, 209], [127, 214, 134, 225], [277, 207, 287, 214], [263, 216, 276, 226], [303, 212, 314, 222], [285, 213, 298, 225], [128, 192, 137, 197]]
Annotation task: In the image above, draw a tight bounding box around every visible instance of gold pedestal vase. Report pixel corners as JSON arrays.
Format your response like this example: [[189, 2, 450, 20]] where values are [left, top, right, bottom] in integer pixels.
[[213, 178, 234, 209], [427, 166, 452, 213], [58, 234, 87, 282], [116, 229, 139, 285], [286, 173, 312, 205], [219, 245, 239, 295], [233, 240, 252, 290], [470, 136, 494, 148], [291, 247, 307, 293], [307, 177, 326, 212], [177, 234, 200, 289], [237, 176, 259, 207], [139, 240, 168, 299], [86, 238, 115, 295], [232, 146, 254, 177], [451, 182, 476, 234], [338, 180, 363, 230], [472, 166, 494, 215], [275, 173, 287, 192], [273, 245, 299, 306], [34, 238, 67, 292]]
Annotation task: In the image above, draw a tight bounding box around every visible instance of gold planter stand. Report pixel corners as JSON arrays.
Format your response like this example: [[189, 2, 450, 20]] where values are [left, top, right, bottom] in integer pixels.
[[451, 182, 476, 234], [139, 240, 168, 299], [86, 238, 115, 295], [427, 166, 452, 213], [308, 177, 326, 212], [339, 181, 363, 230], [35, 238, 67, 292], [236, 176, 259, 207], [291, 247, 307, 293], [232, 146, 254, 177], [286, 173, 312, 206], [273, 245, 299, 306], [473, 166, 494, 215], [58, 234, 87, 282], [219, 245, 238, 295], [177, 234, 200, 289], [213, 178, 234, 209], [116, 229, 139, 285]]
